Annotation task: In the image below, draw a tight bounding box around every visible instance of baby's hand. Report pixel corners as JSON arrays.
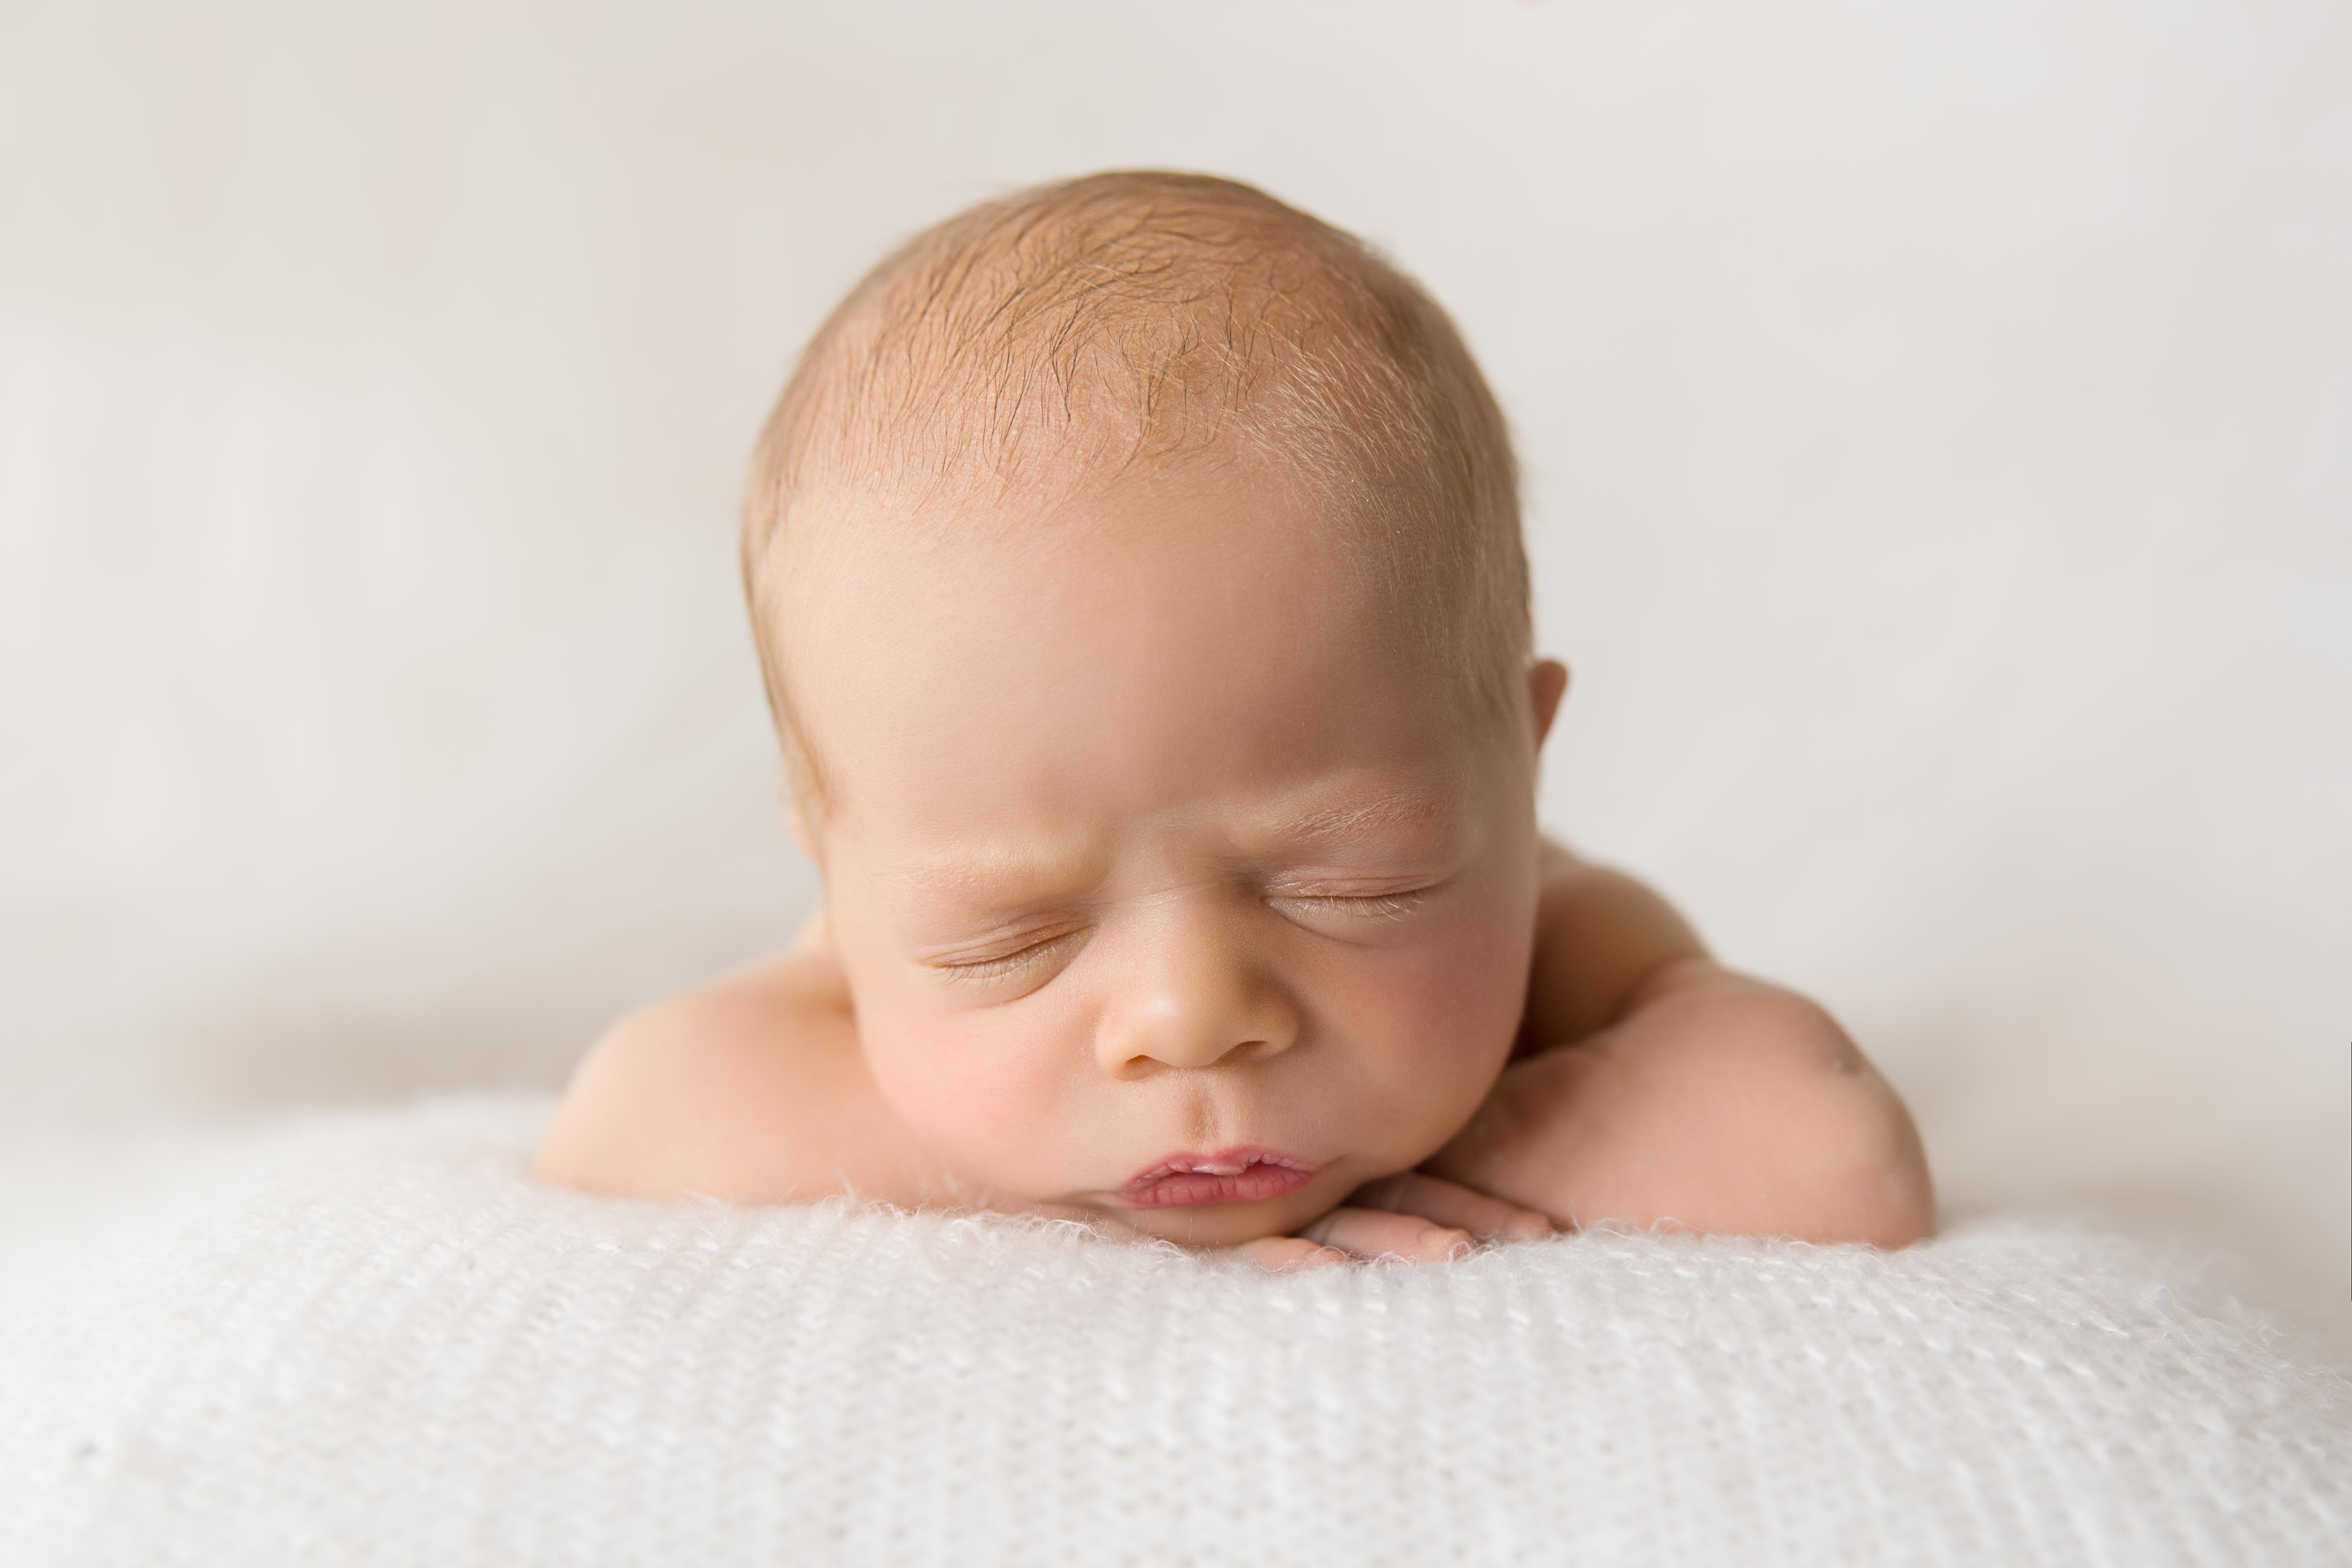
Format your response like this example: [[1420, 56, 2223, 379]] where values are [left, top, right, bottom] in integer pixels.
[[1236, 1173, 1553, 1271]]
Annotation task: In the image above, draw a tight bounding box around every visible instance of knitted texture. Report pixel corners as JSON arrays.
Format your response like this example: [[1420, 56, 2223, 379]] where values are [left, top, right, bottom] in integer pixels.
[[0, 1099, 2344, 1567]]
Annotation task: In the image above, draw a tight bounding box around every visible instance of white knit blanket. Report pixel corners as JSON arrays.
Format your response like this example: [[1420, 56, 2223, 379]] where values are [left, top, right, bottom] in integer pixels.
[[0, 1099, 2344, 1567]]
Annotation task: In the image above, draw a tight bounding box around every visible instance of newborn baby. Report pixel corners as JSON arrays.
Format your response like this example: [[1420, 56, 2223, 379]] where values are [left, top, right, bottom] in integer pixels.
[[537, 171, 1934, 1267]]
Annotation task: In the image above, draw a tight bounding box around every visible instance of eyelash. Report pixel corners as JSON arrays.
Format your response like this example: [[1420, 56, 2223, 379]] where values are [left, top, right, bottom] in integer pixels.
[[935, 934, 1073, 983], [931, 890, 1430, 982], [1274, 890, 1429, 921]]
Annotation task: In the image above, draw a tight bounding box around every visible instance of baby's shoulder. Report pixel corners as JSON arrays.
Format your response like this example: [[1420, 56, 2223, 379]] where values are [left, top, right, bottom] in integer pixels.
[[532, 948, 921, 1206]]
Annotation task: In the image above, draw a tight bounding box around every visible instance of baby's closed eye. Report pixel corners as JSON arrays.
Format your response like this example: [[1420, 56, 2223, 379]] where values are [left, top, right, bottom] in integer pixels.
[[927, 927, 1086, 984], [1266, 889, 1429, 921]]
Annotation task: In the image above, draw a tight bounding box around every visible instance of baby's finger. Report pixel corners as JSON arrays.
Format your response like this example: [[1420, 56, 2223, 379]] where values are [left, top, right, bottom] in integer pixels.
[[1350, 1172, 1553, 1242], [1237, 1235, 1349, 1272], [1301, 1205, 1474, 1263]]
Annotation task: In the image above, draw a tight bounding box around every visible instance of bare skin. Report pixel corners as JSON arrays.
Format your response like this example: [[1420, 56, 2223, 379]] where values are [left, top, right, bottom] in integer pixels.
[[538, 848, 1933, 1266], [535, 454, 1935, 1266]]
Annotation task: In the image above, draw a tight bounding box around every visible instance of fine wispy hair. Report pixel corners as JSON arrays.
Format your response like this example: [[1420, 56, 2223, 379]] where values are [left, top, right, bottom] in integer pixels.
[[742, 170, 1531, 811]]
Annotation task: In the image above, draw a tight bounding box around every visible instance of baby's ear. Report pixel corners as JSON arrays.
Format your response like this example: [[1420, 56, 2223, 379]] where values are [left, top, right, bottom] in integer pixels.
[[1530, 659, 1570, 747]]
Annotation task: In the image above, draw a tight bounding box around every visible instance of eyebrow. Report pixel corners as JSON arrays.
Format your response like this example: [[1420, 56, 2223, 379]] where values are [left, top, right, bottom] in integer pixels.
[[1273, 788, 1455, 844], [872, 787, 1457, 901], [869, 843, 1093, 898]]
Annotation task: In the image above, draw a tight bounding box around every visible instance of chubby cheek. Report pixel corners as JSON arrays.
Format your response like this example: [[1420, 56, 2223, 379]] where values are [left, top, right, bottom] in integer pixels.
[[1322, 901, 1536, 1154], [856, 1001, 1073, 1190]]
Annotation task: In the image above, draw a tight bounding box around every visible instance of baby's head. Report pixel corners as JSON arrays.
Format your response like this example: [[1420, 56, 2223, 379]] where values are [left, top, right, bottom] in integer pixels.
[[742, 172, 1566, 1244]]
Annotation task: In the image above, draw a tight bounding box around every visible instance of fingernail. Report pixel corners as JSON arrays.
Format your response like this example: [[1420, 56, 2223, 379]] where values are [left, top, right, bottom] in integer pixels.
[[1424, 1225, 1472, 1262]]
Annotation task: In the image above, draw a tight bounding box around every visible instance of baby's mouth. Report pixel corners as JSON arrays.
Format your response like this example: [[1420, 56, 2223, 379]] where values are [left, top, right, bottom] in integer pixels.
[[1119, 1148, 1319, 1208]]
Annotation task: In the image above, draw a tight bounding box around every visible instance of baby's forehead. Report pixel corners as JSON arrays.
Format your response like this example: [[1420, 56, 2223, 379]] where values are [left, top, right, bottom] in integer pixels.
[[778, 459, 1491, 803], [780, 442, 1389, 646]]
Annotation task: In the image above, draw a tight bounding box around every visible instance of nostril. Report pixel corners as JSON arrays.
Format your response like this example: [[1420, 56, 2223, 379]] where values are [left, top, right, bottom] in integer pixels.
[[1101, 1021, 1291, 1073]]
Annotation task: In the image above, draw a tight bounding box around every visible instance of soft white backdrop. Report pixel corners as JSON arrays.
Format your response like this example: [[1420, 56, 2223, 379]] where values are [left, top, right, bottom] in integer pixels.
[[3, 1, 2346, 1354]]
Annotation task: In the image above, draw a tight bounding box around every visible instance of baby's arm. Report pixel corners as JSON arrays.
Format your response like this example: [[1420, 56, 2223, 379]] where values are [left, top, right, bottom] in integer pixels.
[[1425, 841, 1936, 1247], [533, 924, 945, 1207]]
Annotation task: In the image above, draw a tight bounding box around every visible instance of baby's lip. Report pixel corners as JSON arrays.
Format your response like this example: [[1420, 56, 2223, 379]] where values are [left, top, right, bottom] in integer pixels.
[[1119, 1147, 1321, 1208]]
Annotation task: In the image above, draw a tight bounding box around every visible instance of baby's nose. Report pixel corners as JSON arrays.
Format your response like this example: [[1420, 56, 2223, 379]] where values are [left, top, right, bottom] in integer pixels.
[[1091, 916, 1299, 1077]]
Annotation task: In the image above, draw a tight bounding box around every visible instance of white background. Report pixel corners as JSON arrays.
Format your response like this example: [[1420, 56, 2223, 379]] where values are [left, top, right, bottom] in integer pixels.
[[3, 1, 2345, 1353]]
